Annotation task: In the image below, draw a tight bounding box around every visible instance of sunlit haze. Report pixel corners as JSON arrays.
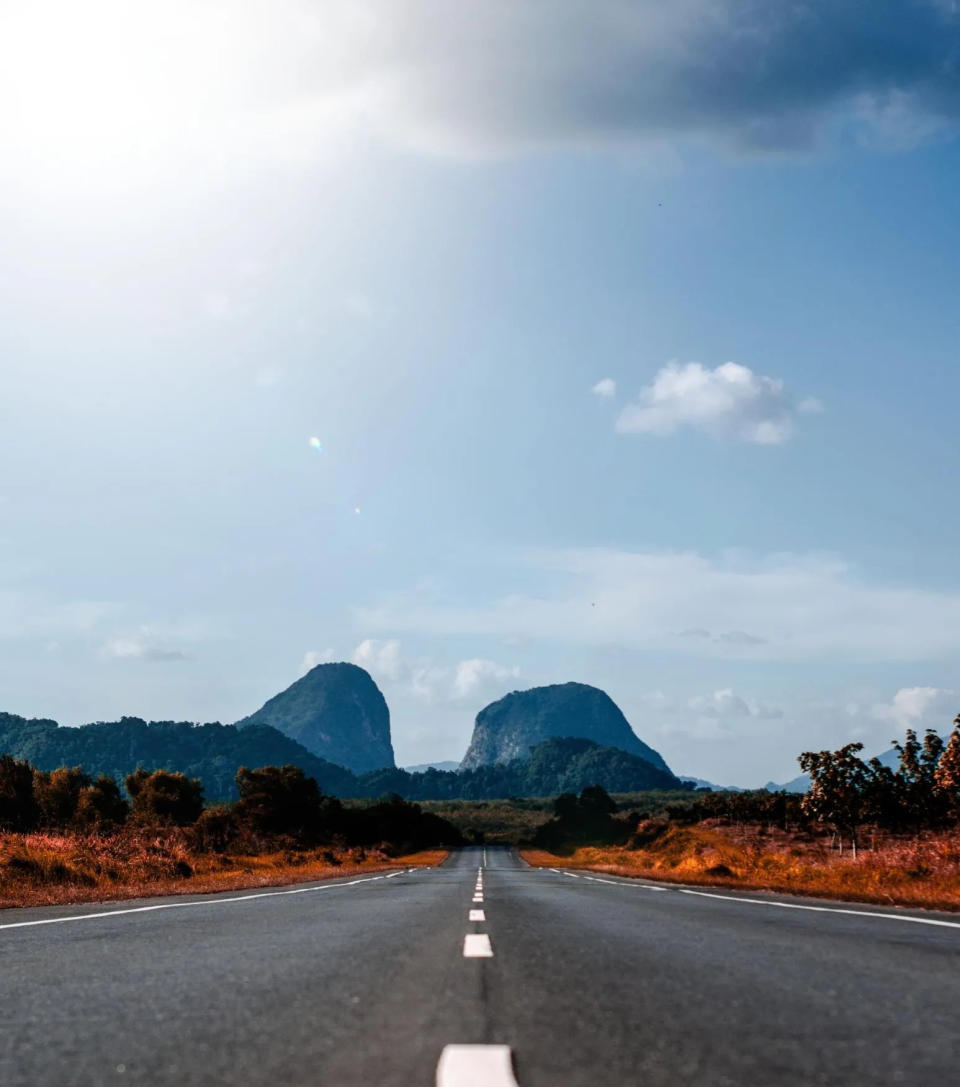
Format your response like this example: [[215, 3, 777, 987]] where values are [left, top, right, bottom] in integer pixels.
[[2, 1, 959, 785]]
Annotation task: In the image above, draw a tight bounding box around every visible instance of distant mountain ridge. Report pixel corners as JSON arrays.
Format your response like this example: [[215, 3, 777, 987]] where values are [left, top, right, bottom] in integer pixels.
[[236, 662, 395, 773], [0, 713, 357, 802], [460, 682, 671, 774]]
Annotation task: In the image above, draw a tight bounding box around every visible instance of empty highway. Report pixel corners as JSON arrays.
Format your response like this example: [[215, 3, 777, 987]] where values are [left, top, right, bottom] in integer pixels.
[[1, 847, 958, 1086]]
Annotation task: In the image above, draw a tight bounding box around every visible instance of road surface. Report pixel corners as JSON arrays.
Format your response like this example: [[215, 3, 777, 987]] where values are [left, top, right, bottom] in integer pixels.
[[1, 846, 958, 1085]]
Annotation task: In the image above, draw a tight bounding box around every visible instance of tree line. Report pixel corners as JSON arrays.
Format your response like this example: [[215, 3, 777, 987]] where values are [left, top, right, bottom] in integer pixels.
[[0, 758, 463, 854], [798, 715, 960, 854]]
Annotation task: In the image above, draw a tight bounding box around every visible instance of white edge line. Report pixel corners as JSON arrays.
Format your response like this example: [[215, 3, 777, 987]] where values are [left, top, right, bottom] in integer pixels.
[[677, 888, 960, 929], [0, 872, 399, 932], [553, 867, 960, 928]]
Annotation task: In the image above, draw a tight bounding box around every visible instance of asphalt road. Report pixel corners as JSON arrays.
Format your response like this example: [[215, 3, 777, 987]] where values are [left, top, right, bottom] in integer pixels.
[[1, 846, 959, 1086]]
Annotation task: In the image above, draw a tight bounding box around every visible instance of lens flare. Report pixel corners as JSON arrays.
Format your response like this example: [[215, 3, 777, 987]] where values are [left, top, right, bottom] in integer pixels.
[[308, 437, 323, 451]]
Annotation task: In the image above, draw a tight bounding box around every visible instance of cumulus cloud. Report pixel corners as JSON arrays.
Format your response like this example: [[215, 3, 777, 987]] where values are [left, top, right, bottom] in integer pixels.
[[301, 648, 336, 672], [616, 362, 813, 444], [453, 658, 521, 699], [872, 686, 959, 733], [356, 547, 960, 663], [352, 638, 404, 681], [351, 638, 518, 703], [592, 378, 617, 398]]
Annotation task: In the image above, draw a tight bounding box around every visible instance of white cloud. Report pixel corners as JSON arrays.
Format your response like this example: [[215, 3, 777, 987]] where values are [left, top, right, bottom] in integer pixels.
[[871, 687, 958, 733], [592, 377, 617, 398], [356, 547, 960, 663], [616, 361, 812, 444], [352, 638, 404, 681], [301, 648, 336, 672], [350, 638, 518, 703], [453, 658, 521, 700]]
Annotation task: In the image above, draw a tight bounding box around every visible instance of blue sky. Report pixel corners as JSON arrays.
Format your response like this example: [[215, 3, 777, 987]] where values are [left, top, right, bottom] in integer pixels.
[[1, 1, 959, 785]]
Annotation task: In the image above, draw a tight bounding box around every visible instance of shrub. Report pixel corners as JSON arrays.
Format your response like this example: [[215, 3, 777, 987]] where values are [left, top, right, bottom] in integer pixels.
[[125, 769, 204, 826]]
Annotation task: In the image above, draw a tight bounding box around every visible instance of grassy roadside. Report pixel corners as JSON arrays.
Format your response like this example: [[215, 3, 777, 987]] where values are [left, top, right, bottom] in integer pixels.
[[521, 823, 960, 912], [0, 831, 445, 910]]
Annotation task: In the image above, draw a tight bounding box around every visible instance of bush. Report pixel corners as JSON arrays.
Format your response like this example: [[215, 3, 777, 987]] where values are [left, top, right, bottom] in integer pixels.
[[234, 765, 339, 844], [0, 755, 36, 831], [126, 769, 204, 826]]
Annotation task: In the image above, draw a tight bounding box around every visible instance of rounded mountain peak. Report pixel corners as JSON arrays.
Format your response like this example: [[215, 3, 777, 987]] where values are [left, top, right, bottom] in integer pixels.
[[459, 681, 670, 773], [237, 662, 395, 773]]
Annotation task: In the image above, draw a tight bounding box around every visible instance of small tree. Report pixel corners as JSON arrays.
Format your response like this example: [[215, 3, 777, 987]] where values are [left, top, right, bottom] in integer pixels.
[[125, 769, 204, 826], [798, 743, 870, 856]]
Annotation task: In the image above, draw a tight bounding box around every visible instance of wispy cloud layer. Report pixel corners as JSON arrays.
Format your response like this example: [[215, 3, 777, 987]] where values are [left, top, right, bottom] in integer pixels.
[[357, 548, 960, 662]]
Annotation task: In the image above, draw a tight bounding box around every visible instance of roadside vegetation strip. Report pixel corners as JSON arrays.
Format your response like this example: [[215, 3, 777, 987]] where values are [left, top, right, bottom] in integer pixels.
[[522, 826, 960, 913], [0, 842, 447, 911], [436, 1045, 518, 1087], [548, 864, 960, 928], [0, 871, 405, 932]]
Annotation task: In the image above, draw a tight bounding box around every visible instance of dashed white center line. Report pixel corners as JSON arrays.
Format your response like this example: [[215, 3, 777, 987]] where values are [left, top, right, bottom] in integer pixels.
[[469, 909, 485, 922], [463, 933, 494, 958], [436, 1044, 518, 1087]]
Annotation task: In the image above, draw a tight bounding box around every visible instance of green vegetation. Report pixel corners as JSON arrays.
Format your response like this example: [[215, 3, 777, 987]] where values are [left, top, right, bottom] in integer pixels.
[[0, 716, 679, 803]]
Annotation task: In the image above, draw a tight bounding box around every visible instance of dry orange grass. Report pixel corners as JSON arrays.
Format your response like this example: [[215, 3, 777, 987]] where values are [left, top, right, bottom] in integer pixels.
[[0, 830, 445, 910], [523, 823, 960, 911]]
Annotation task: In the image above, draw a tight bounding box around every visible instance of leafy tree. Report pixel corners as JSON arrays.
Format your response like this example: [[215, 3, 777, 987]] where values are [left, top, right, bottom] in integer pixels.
[[125, 768, 204, 826], [798, 743, 870, 855]]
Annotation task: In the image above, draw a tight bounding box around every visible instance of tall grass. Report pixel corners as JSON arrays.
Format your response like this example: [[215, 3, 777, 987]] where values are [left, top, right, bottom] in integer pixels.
[[0, 830, 444, 909], [523, 821, 960, 911]]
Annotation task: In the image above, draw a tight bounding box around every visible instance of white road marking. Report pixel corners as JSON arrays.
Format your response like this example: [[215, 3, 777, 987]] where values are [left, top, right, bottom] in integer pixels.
[[463, 933, 494, 958], [552, 867, 960, 928], [482, 848, 488, 867], [436, 1045, 518, 1087], [472, 894, 483, 903], [678, 888, 960, 929], [469, 909, 486, 921], [0, 872, 400, 932]]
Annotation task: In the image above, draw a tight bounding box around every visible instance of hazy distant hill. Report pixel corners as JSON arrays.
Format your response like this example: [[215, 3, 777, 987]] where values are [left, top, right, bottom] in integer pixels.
[[460, 682, 671, 774], [404, 761, 460, 773], [236, 662, 395, 773]]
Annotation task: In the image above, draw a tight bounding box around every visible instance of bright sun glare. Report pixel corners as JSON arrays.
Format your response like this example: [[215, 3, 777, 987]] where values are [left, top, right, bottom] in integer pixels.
[[0, 2, 240, 188]]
